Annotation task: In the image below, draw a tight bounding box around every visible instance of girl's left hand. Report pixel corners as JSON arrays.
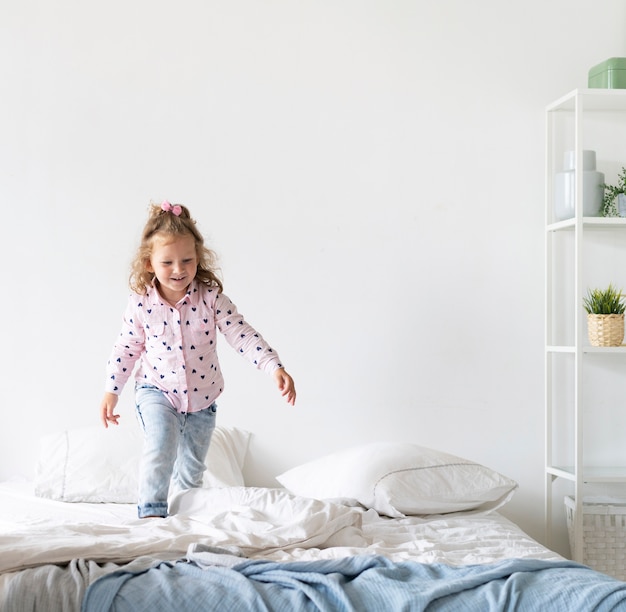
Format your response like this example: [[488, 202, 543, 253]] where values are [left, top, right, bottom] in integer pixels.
[[273, 368, 296, 406]]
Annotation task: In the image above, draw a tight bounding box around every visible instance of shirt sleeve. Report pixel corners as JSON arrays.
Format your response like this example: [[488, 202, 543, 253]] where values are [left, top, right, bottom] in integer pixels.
[[214, 292, 283, 374], [104, 296, 146, 395]]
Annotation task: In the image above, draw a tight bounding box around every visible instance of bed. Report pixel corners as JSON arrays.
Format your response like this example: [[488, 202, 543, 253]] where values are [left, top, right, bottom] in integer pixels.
[[1, 425, 625, 611]]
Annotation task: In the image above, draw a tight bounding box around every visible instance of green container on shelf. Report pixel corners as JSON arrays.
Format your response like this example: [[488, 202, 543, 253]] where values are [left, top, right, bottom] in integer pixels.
[[588, 57, 626, 89]]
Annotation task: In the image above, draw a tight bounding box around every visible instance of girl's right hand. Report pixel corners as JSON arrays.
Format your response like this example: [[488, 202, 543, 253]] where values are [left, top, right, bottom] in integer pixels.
[[100, 392, 120, 428]]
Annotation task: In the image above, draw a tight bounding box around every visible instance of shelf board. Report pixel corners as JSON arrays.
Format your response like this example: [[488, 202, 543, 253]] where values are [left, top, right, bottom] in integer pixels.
[[547, 88, 626, 113], [546, 466, 576, 481], [584, 345, 626, 353], [549, 466, 626, 483], [546, 345, 575, 353], [547, 345, 626, 353], [547, 217, 626, 232]]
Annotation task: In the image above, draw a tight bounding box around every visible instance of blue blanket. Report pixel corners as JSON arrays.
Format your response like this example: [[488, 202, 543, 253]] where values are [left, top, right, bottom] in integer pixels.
[[82, 555, 626, 611]]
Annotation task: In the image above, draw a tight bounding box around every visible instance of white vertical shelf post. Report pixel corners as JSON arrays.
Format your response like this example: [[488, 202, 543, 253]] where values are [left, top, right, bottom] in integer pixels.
[[573, 94, 584, 563], [544, 101, 555, 550]]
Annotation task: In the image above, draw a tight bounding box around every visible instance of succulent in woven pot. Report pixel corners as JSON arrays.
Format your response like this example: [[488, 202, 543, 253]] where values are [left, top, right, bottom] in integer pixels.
[[583, 284, 626, 346]]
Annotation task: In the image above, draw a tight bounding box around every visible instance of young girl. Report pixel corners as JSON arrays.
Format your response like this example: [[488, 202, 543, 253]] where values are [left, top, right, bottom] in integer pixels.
[[99, 201, 296, 518]]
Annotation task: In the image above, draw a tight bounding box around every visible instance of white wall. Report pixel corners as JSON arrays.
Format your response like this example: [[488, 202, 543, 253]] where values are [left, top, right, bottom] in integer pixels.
[[1, 0, 625, 555]]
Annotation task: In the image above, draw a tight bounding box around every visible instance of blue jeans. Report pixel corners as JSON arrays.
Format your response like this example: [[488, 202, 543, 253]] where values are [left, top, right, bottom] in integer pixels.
[[135, 385, 217, 518]]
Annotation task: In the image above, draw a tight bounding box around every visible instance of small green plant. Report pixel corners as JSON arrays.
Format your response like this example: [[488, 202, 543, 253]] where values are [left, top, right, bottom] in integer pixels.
[[601, 167, 626, 217], [583, 284, 626, 314]]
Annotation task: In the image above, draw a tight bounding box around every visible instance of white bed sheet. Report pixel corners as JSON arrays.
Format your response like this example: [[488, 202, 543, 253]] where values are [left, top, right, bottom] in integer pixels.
[[0, 480, 561, 578]]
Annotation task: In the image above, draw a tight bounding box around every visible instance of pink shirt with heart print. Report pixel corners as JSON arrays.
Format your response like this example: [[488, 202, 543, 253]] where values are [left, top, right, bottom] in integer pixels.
[[105, 280, 282, 413]]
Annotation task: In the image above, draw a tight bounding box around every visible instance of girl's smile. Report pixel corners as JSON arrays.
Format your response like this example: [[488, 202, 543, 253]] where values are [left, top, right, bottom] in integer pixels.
[[147, 234, 198, 305]]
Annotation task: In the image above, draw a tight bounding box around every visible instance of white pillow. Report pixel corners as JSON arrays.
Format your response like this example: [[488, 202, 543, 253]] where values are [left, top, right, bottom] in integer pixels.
[[34, 424, 250, 503], [276, 442, 517, 518], [203, 425, 251, 488]]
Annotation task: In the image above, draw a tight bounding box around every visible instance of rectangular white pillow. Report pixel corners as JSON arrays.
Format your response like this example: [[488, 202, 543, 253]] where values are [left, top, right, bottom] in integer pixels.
[[276, 442, 518, 518], [34, 424, 250, 503]]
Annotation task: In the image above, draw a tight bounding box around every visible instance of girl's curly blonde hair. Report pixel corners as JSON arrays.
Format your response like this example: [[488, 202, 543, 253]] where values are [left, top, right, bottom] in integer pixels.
[[129, 202, 223, 294]]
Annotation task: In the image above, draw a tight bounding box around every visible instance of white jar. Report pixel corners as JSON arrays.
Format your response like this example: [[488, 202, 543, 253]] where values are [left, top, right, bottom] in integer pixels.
[[553, 150, 604, 221]]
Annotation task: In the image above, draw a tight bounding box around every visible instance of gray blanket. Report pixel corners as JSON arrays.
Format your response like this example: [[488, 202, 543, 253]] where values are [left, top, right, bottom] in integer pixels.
[[0, 556, 169, 612]]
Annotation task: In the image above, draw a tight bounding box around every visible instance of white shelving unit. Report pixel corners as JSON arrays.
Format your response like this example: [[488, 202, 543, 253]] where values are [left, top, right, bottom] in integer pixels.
[[545, 89, 626, 561]]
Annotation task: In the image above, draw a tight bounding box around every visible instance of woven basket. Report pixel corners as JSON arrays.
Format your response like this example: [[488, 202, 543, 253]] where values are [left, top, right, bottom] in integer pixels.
[[565, 496, 626, 580], [587, 313, 625, 347]]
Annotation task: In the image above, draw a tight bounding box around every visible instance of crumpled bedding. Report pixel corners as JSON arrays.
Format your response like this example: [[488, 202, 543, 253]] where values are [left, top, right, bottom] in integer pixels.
[[1, 556, 167, 612], [0, 487, 364, 575], [0, 486, 560, 576], [0, 484, 565, 611]]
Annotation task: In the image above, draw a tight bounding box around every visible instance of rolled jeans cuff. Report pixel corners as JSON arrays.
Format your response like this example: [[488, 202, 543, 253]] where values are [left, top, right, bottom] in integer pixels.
[[137, 502, 168, 518]]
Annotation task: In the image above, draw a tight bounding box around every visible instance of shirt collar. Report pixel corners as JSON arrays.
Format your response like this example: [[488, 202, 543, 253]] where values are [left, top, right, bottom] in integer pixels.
[[146, 279, 200, 307]]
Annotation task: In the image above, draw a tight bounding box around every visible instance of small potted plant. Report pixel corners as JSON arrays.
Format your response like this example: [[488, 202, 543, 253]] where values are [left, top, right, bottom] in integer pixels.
[[583, 284, 626, 346], [601, 167, 626, 217]]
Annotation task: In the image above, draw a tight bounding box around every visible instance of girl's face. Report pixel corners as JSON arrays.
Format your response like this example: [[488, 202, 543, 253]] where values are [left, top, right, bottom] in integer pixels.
[[147, 234, 198, 304]]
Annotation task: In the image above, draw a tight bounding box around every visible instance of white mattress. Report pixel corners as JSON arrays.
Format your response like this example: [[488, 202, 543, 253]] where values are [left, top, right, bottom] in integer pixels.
[[0, 479, 560, 580]]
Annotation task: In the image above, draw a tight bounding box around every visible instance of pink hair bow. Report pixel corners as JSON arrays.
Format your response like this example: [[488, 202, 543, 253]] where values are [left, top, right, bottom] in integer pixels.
[[161, 200, 182, 216]]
